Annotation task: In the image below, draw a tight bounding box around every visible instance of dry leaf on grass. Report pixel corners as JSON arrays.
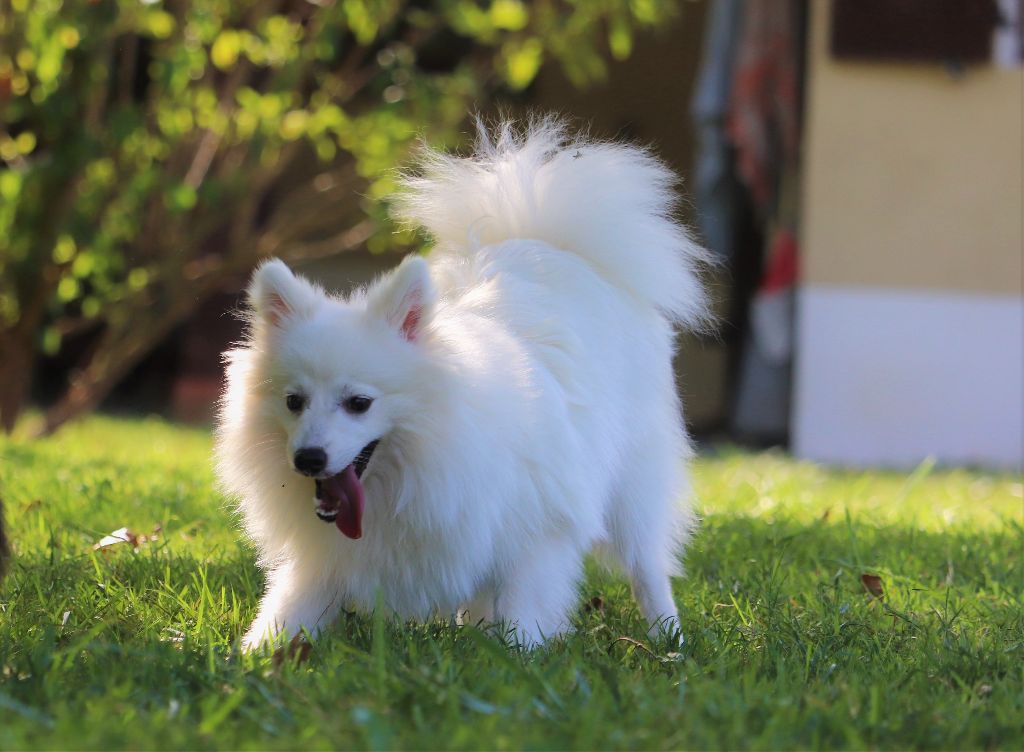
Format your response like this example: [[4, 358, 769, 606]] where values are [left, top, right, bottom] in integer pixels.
[[609, 636, 659, 658], [861, 573, 885, 599], [608, 636, 684, 664], [272, 634, 313, 668], [93, 524, 162, 552]]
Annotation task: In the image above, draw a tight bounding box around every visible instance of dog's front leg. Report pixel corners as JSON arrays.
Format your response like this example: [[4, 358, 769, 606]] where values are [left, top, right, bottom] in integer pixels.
[[241, 561, 342, 652]]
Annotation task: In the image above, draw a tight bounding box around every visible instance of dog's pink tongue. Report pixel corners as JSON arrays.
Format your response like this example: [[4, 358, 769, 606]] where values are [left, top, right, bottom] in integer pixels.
[[322, 465, 365, 539]]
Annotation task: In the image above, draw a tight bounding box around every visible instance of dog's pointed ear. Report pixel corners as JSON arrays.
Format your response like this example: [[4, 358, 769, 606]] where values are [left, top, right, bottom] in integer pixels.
[[367, 255, 434, 341], [248, 259, 317, 327]]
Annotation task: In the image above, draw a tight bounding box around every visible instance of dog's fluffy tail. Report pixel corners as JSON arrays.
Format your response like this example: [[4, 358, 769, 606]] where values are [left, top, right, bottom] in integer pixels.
[[395, 118, 711, 328]]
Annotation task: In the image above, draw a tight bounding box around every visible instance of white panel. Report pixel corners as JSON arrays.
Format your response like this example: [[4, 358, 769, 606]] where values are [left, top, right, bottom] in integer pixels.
[[793, 287, 1024, 471]]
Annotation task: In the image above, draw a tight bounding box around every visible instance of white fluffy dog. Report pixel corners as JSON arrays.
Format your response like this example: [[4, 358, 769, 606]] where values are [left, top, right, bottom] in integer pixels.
[[215, 120, 709, 651]]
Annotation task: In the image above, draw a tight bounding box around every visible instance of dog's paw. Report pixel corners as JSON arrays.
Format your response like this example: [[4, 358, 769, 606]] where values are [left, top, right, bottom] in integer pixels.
[[240, 621, 281, 654], [240, 634, 268, 654], [647, 615, 685, 651]]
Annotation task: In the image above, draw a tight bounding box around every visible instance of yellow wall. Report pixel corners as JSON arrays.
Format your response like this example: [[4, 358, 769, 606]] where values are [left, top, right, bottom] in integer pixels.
[[801, 2, 1023, 295]]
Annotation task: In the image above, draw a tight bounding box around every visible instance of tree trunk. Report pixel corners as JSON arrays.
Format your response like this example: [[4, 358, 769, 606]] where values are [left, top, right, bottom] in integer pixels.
[[0, 332, 34, 434], [35, 295, 202, 437], [0, 496, 8, 579]]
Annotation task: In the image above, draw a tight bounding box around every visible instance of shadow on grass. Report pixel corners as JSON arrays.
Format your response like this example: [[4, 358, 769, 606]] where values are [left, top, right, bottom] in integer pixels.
[[689, 512, 1022, 593]]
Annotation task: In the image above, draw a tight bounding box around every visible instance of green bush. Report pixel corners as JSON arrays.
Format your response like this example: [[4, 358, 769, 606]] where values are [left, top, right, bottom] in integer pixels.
[[0, 0, 675, 434]]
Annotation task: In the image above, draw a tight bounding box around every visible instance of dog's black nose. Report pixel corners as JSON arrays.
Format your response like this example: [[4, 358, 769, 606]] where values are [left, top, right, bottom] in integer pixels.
[[293, 447, 327, 476]]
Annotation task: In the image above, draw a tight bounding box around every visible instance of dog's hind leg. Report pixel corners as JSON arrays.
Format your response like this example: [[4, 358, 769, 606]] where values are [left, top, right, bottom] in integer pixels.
[[493, 536, 584, 648], [629, 554, 681, 638], [606, 438, 694, 638]]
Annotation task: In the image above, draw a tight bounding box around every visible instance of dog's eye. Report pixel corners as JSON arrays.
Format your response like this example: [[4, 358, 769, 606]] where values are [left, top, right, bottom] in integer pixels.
[[344, 395, 373, 415], [285, 394, 306, 413]]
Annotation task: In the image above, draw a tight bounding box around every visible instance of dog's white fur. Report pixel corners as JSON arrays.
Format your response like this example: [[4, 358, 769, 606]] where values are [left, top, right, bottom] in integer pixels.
[[215, 120, 709, 650]]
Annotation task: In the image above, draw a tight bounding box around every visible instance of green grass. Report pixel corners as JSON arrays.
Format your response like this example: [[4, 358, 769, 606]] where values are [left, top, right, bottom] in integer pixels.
[[1, 416, 1021, 750]]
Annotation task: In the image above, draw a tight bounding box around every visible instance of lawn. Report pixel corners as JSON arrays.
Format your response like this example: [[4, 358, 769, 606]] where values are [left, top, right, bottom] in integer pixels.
[[0, 416, 1021, 750]]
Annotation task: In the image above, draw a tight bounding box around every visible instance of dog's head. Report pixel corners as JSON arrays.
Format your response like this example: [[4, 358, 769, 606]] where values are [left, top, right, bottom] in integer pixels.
[[244, 257, 436, 537]]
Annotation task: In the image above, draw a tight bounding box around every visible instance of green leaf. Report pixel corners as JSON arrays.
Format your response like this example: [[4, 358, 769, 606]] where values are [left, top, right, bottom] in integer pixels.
[[280, 110, 309, 141], [143, 10, 176, 40], [502, 39, 543, 90], [42, 327, 61, 355], [0, 171, 21, 201], [35, 47, 63, 85], [56, 276, 80, 303], [57, 26, 80, 50], [629, 0, 661, 25], [52, 235, 76, 265], [0, 293, 19, 327], [127, 268, 149, 291], [165, 184, 197, 212], [15, 49, 35, 71], [14, 131, 35, 154], [72, 252, 95, 279], [211, 30, 241, 70], [608, 16, 633, 61], [490, 0, 528, 31], [344, 0, 380, 45], [81, 297, 100, 318]]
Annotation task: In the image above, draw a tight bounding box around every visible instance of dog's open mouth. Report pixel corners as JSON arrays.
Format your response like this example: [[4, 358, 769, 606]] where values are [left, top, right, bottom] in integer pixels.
[[314, 440, 379, 539]]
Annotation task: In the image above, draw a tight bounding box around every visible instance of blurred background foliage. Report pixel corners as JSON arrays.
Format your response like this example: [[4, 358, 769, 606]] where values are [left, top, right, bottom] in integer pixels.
[[0, 0, 674, 435]]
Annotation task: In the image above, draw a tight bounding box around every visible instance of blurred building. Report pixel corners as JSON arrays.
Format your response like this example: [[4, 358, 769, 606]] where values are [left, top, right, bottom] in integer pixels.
[[795, 1, 1022, 470]]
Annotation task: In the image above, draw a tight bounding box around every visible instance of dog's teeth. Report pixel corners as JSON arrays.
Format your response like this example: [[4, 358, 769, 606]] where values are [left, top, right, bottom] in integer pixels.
[[315, 509, 338, 522]]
